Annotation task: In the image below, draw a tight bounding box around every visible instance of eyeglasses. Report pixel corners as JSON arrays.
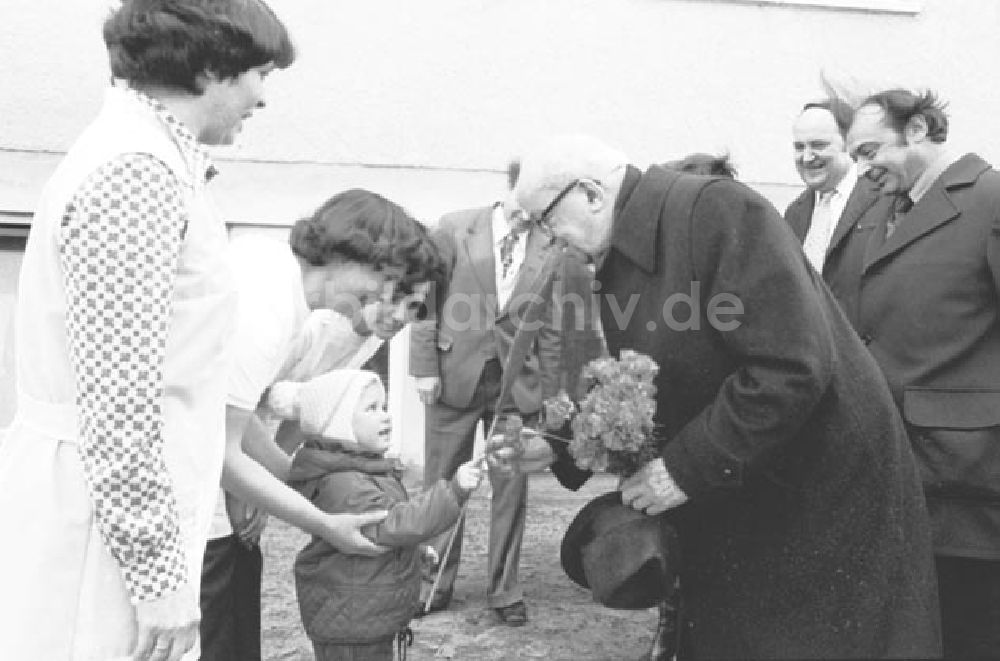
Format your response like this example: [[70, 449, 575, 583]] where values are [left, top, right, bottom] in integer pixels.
[[532, 179, 582, 237]]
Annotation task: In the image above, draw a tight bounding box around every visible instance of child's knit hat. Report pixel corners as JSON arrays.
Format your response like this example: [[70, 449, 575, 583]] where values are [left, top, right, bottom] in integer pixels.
[[269, 369, 382, 442]]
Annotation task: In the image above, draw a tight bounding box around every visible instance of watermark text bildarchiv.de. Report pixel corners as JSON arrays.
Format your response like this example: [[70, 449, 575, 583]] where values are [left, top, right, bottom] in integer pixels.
[[327, 278, 744, 334]]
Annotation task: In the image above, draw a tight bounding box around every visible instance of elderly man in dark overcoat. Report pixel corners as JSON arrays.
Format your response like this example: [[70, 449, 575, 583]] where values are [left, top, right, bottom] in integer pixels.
[[508, 135, 940, 659]]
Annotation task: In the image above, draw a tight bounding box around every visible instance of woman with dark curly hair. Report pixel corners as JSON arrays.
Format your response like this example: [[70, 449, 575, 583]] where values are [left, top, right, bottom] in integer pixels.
[[201, 188, 446, 660]]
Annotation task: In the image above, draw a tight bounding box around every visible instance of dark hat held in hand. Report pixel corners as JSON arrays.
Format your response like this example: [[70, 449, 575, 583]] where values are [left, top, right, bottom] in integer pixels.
[[560, 491, 680, 610]]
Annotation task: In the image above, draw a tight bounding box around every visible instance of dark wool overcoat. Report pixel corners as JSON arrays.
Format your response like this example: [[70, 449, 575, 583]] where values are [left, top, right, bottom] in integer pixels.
[[589, 165, 941, 659]]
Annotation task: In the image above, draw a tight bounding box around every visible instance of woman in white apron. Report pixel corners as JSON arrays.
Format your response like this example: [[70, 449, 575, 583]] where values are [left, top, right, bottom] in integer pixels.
[[0, 2, 295, 660]]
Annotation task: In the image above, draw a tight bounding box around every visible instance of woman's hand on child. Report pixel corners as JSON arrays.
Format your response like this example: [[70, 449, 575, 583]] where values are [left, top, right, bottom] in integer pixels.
[[225, 492, 268, 547], [236, 508, 268, 548], [455, 461, 484, 491], [320, 511, 391, 556]]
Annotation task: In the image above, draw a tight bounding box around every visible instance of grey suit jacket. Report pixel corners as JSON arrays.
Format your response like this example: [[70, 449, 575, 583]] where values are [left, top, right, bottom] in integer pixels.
[[409, 205, 560, 412]]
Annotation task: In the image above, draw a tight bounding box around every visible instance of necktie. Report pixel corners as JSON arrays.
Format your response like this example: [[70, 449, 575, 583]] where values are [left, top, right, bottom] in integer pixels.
[[803, 189, 835, 271], [499, 225, 529, 279], [885, 193, 913, 239]]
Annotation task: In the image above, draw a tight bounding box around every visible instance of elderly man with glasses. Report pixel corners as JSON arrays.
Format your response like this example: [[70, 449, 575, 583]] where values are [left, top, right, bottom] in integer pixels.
[[498, 135, 940, 660]]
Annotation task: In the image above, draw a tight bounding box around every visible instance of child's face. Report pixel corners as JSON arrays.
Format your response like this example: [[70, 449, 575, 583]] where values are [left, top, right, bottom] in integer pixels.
[[352, 382, 392, 453]]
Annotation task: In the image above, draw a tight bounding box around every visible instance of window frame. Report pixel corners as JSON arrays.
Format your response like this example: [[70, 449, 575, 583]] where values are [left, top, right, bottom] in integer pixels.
[[0, 212, 31, 241]]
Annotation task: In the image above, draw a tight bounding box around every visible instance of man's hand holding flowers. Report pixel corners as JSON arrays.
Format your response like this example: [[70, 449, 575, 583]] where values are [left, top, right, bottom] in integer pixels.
[[487, 350, 689, 513], [486, 426, 556, 475]]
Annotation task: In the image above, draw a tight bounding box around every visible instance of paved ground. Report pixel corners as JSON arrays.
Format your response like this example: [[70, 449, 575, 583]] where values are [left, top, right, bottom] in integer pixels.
[[261, 471, 659, 660]]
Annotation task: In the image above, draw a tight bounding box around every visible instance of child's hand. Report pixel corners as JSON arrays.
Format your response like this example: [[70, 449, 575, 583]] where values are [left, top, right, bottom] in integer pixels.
[[455, 460, 484, 491], [420, 545, 440, 571]]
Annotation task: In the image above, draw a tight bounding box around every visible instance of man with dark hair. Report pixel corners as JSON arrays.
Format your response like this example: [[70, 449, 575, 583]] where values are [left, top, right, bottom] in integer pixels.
[[0, 1, 294, 660], [784, 100, 890, 324], [846, 88, 1000, 659], [409, 161, 563, 625]]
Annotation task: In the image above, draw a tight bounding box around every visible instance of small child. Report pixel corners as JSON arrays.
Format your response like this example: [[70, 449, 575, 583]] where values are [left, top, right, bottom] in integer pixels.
[[272, 369, 482, 661]]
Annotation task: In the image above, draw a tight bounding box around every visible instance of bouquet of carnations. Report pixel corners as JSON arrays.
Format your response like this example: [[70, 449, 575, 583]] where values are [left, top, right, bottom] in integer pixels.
[[542, 349, 661, 478]]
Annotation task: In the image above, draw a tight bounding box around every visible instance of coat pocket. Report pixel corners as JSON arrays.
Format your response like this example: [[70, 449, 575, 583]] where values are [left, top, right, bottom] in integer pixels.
[[903, 388, 1000, 501]]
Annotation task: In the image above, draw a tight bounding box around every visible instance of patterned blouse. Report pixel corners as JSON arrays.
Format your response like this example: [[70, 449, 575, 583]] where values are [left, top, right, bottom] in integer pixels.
[[58, 89, 217, 603]]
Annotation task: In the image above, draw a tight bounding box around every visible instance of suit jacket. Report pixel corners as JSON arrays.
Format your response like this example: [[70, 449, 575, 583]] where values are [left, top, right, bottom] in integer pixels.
[[783, 176, 891, 326], [573, 165, 939, 659], [855, 152, 1000, 560], [409, 206, 560, 413]]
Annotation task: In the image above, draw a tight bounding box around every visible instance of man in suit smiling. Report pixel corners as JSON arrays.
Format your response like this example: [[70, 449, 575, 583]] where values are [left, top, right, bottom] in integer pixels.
[[847, 89, 1000, 659], [784, 98, 890, 326]]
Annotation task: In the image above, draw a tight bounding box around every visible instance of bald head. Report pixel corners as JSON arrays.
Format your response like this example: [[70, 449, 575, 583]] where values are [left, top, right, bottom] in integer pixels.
[[793, 106, 854, 193]]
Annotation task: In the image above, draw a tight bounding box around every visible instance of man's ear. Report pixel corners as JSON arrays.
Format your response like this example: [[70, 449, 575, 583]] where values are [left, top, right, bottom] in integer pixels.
[[905, 114, 929, 144], [580, 179, 606, 209]]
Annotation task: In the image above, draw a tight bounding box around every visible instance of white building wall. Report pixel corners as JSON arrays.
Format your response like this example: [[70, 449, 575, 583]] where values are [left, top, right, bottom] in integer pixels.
[[2, 0, 999, 457], [3, 1, 999, 190]]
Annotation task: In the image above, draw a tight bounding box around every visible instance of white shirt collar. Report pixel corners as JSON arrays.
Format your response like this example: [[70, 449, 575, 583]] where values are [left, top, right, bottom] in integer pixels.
[[116, 86, 218, 184], [813, 163, 858, 206], [492, 202, 515, 245]]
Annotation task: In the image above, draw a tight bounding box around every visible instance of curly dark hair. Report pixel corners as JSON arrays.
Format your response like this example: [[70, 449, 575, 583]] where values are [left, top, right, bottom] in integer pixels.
[[859, 89, 949, 143], [104, 0, 295, 94], [289, 189, 448, 297], [663, 152, 738, 179]]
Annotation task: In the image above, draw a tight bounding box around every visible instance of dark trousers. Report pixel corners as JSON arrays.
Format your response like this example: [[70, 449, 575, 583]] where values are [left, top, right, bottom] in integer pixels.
[[423, 359, 532, 608], [936, 555, 1000, 659], [200, 534, 263, 661], [312, 639, 394, 661]]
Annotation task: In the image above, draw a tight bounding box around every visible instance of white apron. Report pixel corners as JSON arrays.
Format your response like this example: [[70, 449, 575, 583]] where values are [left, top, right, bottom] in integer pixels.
[[0, 88, 236, 660]]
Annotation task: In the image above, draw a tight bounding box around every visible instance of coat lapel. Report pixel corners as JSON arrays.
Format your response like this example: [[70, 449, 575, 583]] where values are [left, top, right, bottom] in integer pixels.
[[785, 190, 814, 242], [826, 177, 879, 257], [498, 227, 551, 318], [611, 165, 677, 273], [863, 154, 988, 274], [463, 207, 498, 307]]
